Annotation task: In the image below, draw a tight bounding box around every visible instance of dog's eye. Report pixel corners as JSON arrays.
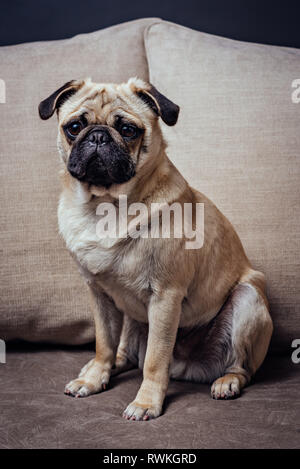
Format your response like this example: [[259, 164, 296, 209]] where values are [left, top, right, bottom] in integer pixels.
[[66, 121, 83, 138], [120, 124, 137, 139]]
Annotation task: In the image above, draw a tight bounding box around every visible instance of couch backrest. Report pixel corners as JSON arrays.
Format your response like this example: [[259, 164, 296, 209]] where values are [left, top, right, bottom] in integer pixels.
[[1, 18, 299, 351]]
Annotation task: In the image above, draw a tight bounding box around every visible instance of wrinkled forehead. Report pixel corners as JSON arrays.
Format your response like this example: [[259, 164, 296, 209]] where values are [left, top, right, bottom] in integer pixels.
[[59, 80, 145, 126]]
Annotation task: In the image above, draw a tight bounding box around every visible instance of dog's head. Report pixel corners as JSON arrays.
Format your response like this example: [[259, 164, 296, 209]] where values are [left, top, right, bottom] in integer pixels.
[[39, 78, 179, 188]]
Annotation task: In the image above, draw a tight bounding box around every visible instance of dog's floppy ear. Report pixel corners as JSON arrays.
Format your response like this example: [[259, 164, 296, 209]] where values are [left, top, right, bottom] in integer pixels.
[[39, 80, 81, 120], [137, 85, 180, 126]]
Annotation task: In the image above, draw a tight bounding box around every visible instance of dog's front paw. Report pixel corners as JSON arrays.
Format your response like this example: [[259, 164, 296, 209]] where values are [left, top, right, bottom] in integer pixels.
[[64, 358, 110, 398], [122, 401, 162, 421]]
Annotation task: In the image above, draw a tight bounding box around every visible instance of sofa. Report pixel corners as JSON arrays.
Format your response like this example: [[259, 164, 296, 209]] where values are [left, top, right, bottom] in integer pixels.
[[0, 18, 299, 449]]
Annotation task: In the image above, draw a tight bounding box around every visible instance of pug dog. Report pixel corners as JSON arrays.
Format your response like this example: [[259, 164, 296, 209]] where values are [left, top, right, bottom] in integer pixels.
[[39, 77, 273, 421]]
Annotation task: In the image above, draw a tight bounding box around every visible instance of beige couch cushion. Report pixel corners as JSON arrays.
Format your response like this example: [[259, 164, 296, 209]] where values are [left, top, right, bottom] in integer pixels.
[[145, 21, 300, 349], [0, 18, 159, 344]]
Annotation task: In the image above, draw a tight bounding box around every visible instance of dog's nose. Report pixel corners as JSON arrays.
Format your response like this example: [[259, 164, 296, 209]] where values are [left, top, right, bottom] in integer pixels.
[[87, 129, 111, 146]]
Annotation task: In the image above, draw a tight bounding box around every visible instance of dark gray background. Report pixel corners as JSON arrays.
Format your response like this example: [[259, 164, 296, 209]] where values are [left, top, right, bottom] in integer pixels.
[[1, 0, 300, 48]]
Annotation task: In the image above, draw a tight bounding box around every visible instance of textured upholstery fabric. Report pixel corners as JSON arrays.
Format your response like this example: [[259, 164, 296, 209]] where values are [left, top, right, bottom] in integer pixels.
[[145, 21, 300, 350], [1, 347, 299, 449], [1, 21, 299, 449], [0, 18, 158, 344]]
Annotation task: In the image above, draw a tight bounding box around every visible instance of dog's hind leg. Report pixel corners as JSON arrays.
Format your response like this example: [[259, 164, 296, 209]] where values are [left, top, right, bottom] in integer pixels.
[[171, 270, 273, 400], [211, 270, 273, 399]]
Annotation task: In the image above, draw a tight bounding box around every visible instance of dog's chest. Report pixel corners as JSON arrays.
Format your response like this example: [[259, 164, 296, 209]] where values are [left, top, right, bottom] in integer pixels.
[[58, 194, 152, 319]]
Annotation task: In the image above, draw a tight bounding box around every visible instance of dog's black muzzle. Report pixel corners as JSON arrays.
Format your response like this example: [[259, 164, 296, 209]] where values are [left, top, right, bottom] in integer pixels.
[[67, 125, 136, 187]]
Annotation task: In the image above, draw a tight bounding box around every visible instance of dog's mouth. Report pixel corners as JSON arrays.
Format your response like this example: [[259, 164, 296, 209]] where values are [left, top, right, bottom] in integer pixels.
[[67, 143, 136, 188], [84, 154, 135, 187]]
